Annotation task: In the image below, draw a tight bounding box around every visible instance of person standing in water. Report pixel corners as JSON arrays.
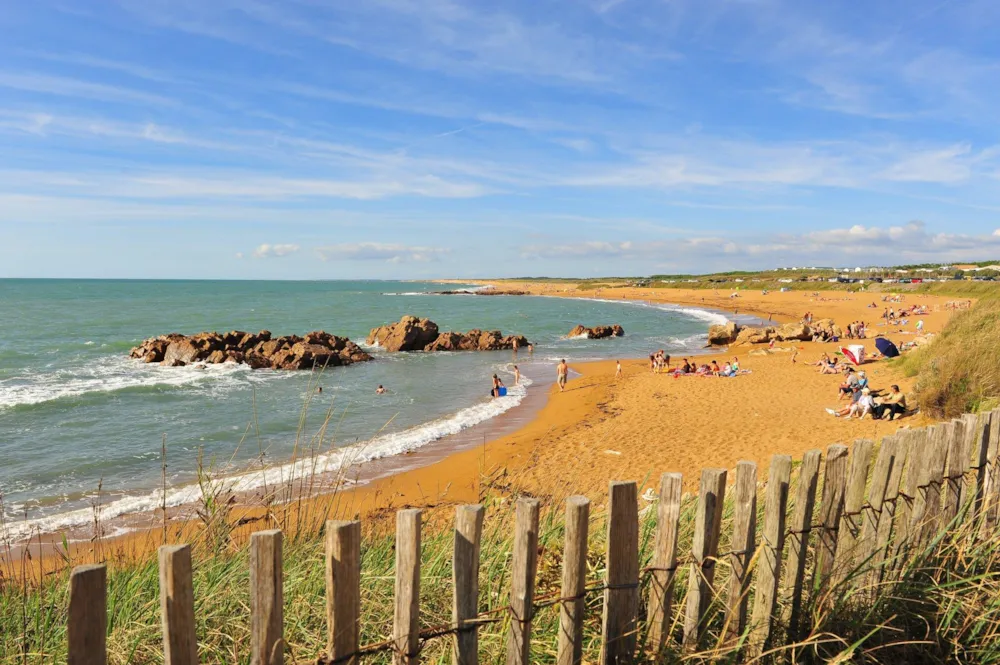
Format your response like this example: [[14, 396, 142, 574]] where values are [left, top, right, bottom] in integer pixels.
[[491, 373, 505, 398], [557, 359, 569, 391], [513, 365, 521, 385], [375, 385, 386, 394]]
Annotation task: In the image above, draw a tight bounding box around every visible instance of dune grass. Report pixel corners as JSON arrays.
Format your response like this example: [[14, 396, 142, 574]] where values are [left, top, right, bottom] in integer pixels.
[[895, 295, 1000, 418]]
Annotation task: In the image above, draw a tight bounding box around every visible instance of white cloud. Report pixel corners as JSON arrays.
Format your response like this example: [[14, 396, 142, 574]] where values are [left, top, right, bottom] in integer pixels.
[[519, 221, 1000, 265], [316, 242, 451, 263], [251, 243, 299, 259]]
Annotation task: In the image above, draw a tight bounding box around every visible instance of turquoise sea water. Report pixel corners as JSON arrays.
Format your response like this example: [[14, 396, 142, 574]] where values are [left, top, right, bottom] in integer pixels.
[[0, 279, 743, 541]]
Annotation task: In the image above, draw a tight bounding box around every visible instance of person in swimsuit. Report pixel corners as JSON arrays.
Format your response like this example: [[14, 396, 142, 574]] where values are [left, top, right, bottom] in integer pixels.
[[513, 365, 521, 385], [557, 359, 568, 391], [615, 360, 622, 380], [376, 385, 386, 394]]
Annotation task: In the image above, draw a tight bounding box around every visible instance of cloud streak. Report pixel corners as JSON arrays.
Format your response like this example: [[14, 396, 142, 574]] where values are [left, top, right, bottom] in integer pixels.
[[316, 242, 451, 263]]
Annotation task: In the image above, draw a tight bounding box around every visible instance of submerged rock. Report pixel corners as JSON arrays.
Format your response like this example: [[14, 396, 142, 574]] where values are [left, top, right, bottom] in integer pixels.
[[130, 330, 371, 370]]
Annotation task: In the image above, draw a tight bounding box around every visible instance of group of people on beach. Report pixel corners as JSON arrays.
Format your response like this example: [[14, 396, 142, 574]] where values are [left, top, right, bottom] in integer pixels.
[[649, 349, 671, 373], [670, 357, 745, 378], [822, 365, 908, 420], [844, 321, 869, 339]]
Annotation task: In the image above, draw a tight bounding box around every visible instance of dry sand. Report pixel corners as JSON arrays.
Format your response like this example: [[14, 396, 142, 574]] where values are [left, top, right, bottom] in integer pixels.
[[4, 283, 962, 575]]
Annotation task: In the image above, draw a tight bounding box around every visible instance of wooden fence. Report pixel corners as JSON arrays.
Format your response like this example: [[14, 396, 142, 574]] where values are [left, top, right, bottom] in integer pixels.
[[65, 410, 1000, 664]]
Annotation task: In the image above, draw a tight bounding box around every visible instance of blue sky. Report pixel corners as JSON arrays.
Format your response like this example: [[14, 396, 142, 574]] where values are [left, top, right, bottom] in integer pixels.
[[2, 0, 1000, 279]]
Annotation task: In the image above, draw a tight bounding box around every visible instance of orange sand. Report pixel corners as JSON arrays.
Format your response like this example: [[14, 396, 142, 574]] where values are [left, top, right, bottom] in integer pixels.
[[4, 284, 960, 578]]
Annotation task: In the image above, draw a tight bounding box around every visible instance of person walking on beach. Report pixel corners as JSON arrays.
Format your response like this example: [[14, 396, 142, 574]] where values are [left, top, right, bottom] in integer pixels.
[[615, 360, 622, 380], [557, 359, 568, 391]]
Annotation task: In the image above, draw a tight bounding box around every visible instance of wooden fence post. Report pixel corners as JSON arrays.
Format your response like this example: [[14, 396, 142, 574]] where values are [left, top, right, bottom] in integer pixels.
[[815, 444, 849, 596], [683, 468, 727, 651], [896, 428, 929, 552], [394, 510, 422, 665], [558, 496, 590, 665], [159, 544, 198, 665], [832, 439, 873, 589], [856, 437, 896, 587], [981, 410, 1000, 538], [782, 449, 821, 641], [969, 412, 992, 526], [250, 530, 284, 665], [725, 462, 757, 643], [943, 418, 970, 525], [646, 472, 682, 654], [68, 564, 107, 665], [748, 455, 791, 654], [326, 520, 361, 665], [915, 424, 950, 545], [454, 505, 485, 665], [602, 481, 639, 665], [507, 497, 540, 665], [872, 434, 910, 586]]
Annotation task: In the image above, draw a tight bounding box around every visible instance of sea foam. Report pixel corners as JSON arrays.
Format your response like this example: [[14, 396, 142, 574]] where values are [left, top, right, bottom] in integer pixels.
[[2, 371, 532, 543]]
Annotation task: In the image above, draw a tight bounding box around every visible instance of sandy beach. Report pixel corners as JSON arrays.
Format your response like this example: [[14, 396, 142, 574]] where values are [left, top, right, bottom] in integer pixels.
[[4, 283, 961, 573]]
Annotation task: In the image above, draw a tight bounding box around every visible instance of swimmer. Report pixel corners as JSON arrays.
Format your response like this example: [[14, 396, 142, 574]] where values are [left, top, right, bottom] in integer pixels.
[[375, 385, 386, 395]]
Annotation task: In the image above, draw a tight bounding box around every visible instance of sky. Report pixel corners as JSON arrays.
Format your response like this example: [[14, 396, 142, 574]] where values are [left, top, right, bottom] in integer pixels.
[[2, 0, 1000, 279]]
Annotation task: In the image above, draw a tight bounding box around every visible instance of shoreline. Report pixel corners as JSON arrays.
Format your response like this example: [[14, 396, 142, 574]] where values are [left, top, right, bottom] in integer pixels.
[[3, 285, 960, 573]]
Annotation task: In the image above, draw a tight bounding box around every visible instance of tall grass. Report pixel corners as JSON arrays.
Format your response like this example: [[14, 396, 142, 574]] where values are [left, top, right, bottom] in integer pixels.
[[896, 295, 1000, 418], [5, 467, 1000, 664]]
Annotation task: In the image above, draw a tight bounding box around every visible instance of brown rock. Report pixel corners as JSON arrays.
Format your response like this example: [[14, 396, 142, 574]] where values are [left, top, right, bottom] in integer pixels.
[[707, 321, 739, 345], [367, 316, 440, 352], [774, 322, 812, 341], [163, 339, 203, 365], [735, 326, 775, 345]]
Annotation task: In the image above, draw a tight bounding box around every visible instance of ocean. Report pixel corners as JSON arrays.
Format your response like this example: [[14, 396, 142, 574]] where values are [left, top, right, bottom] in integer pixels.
[[0, 279, 746, 542]]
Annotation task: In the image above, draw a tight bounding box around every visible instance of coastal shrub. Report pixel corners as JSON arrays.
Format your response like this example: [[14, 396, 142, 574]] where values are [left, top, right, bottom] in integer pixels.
[[898, 295, 1000, 418]]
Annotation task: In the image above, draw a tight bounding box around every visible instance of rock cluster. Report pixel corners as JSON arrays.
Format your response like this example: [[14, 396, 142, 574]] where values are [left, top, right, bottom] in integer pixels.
[[567, 324, 625, 339], [129, 330, 372, 369], [433, 289, 529, 296], [707, 321, 825, 346], [367, 316, 529, 352]]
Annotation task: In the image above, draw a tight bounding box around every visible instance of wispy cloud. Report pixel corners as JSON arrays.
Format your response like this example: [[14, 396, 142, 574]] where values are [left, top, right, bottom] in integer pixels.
[[250, 243, 299, 259], [316, 242, 451, 263], [0, 72, 174, 106]]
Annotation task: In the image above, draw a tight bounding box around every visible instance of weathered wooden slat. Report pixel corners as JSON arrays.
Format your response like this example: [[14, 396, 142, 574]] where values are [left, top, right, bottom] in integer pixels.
[[683, 468, 727, 650], [856, 436, 897, 586], [782, 449, 821, 641], [453, 505, 485, 665], [394, 509, 422, 665], [915, 424, 950, 545], [326, 520, 361, 665], [602, 481, 639, 665], [558, 496, 590, 665], [748, 455, 791, 654], [725, 461, 757, 642], [646, 472, 682, 654], [159, 544, 199, 665], [969, 412, 992, 526], [815, 444, 849, 595], [507, 498, 540, 665], [980, 410, 1000, 538], [896, 428, 929, 552], [832, 439, 873, 588], [943, 418, 970, 525], [250, 530, 284, 665], [872, 434, 910, 587], [68, 564, 107, 665]]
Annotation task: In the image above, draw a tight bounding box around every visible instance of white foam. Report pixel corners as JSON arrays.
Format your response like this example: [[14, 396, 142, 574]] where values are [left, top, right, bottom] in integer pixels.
[[578, 297, 730, 326], [2, 371, 533, 543], [0, 356, 256, 410]]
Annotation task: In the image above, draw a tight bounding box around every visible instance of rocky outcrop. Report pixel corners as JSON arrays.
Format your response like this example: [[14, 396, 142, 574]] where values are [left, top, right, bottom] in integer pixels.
[[774, 322, 812, 341], [707, 321, 740, 345], [366, 316, 440, 352], [433, 289, 529, 296], [735, 327, 773, 345], [368, 317, 529, 352], [130, 330, 371, 370], [567, 324, 625, 339]]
